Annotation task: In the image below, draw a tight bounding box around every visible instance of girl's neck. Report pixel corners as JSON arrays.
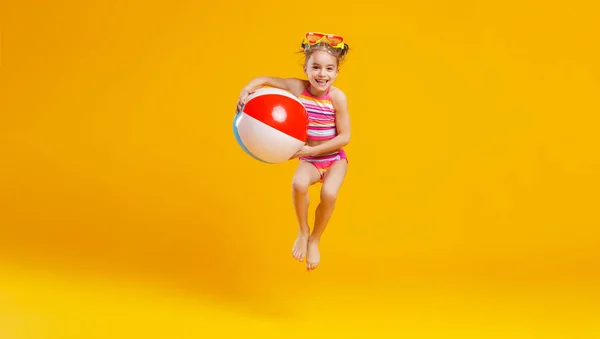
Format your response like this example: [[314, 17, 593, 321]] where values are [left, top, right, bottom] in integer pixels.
[[307, 85, 328, 98]]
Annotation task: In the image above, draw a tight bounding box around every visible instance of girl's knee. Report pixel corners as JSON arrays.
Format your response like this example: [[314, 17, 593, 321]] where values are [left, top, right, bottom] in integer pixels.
[[320, 187, 338, 204], [292, 176, 310, 194]]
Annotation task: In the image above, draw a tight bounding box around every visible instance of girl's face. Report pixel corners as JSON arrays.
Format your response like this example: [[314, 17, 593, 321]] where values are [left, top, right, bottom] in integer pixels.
[[304, 50, 339, 93]]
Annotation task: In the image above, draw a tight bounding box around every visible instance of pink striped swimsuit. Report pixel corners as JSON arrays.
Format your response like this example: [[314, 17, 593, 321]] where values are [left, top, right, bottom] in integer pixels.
[[298, 86, 348, 180]]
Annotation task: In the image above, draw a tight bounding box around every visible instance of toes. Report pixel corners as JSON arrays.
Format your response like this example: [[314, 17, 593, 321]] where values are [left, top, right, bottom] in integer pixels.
[[292, 249, 305, 262]]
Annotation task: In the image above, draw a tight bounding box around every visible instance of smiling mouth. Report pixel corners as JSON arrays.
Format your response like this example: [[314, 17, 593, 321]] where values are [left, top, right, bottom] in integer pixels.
[[316, 79, 328, 86]]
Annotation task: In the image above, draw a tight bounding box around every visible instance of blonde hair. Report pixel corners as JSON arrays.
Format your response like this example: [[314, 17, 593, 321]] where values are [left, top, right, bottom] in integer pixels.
[[300, 41, 350, 67]]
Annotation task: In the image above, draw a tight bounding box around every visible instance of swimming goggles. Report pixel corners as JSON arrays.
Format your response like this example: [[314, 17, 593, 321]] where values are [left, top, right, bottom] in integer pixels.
[[302, 32, 345, 49]]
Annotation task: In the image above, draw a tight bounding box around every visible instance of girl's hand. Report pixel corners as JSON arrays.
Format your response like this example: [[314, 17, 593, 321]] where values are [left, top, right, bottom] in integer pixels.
[[237, 87, 255, 113], [290, 146, 315, 159]]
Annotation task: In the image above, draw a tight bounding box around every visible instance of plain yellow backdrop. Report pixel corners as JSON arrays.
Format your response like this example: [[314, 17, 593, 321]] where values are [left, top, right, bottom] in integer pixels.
[[1, 0, 599, 338]]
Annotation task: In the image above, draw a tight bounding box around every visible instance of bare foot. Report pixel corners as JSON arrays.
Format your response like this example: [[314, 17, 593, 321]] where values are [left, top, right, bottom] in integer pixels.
[[306, 236, 321, 271], [292, 233, 309, 262]]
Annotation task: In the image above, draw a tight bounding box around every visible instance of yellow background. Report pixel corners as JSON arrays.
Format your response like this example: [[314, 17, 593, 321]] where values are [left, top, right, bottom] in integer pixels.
[[1, 0, 599, 338]]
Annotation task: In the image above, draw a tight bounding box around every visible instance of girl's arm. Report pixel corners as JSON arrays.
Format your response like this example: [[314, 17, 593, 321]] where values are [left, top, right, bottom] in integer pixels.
[[237, 76, 306, 111]]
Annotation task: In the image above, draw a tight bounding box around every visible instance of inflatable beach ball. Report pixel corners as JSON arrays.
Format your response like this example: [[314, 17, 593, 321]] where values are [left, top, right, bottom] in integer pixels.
[[233, 87, 308, 164]]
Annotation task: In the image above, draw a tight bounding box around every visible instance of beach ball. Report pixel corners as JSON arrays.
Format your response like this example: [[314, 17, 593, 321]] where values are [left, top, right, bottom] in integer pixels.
[[233, 87, 308, 164]]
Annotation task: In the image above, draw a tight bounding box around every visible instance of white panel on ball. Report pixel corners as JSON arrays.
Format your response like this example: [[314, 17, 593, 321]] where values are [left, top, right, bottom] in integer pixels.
[[237, 113, 304, 164]]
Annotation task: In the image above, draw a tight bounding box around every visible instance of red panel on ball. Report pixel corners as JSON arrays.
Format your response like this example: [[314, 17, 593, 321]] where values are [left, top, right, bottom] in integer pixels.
[[243, 93, 308, 142]]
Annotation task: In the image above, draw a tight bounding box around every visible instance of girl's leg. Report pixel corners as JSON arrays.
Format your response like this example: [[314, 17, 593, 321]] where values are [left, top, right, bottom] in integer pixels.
[[291, 160, 321, 261], [306, 159, 348, 270]]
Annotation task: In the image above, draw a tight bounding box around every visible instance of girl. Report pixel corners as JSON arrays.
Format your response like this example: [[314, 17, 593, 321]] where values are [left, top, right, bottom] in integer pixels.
[[237, 32, 351, 271]]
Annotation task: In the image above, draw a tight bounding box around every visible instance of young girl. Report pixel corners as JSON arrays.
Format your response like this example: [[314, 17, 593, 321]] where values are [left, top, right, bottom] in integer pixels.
[[237, 32, 351, 271]]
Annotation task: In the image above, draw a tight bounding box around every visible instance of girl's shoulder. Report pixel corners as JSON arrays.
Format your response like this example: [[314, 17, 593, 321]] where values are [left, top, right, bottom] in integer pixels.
[[288, 78, 310, 97], [328, 86, 348, 103]]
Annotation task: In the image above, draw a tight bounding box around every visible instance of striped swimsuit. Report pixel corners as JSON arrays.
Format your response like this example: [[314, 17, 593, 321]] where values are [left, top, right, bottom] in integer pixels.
[[298, 86, 348, 179]]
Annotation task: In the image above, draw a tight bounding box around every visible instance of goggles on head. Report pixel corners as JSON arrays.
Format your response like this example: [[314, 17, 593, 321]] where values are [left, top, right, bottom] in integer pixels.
[[302, 32, 345, 49]]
